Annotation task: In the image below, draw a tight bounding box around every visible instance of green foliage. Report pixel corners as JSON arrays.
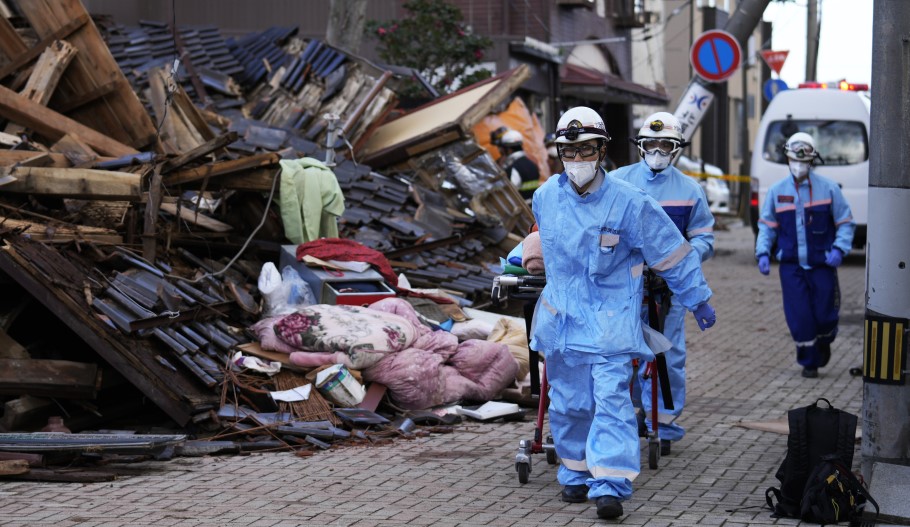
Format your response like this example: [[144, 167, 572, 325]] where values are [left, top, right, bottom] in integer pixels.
[[365, 0, 493, 97]]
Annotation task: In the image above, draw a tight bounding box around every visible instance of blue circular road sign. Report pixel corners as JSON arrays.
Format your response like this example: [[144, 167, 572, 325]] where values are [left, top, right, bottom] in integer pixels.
[[763, 78, 789, 101], [690, 30, 742, 83]]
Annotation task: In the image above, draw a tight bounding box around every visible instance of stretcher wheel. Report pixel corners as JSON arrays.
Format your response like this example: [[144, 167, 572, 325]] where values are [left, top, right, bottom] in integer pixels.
[[648, 442, 659, 469], [546, 447, 558, 465], [516, 462, 530, 484], [545, 437, 558, 465]]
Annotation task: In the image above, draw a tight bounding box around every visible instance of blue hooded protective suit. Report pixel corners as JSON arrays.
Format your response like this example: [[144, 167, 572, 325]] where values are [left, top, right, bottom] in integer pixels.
[[611, 159, 715, 442], [531, 169, 712, 500]]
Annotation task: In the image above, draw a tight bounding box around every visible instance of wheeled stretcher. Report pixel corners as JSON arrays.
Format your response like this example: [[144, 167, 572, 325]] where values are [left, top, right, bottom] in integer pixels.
[[490, 271, 673, 484]]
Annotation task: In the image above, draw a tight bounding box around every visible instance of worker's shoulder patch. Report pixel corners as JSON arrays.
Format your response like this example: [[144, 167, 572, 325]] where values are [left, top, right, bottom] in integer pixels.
[[777, 195, 795, 203]]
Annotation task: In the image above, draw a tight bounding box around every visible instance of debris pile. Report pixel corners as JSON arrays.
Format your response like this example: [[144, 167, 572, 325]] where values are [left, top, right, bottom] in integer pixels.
[[0, 0, 536, 479]]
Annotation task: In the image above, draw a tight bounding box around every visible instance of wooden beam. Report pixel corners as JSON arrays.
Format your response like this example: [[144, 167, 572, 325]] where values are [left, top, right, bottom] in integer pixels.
[[164, 152, 280, 187], [17, 1, 157, 149], [159, 202, 233, 232], [19, 40, 77, 105], [1, 166, 141, 200], [0, 83, 138, 157], [202, 166, 279, 192], [0, 358, 101, 399], [0, 15, 28, 61], [0, 215, 122, 244], [50, 133, 98, 167], [0, 150, 76, 168], [160, 131, 238, 174], [0, 14, 88, 81]]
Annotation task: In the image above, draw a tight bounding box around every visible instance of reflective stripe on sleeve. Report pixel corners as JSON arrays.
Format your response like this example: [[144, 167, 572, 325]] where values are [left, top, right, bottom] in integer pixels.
[[835, 216, 854, 226], [687, 226, 713, 237], [650, 243, 692, 272]]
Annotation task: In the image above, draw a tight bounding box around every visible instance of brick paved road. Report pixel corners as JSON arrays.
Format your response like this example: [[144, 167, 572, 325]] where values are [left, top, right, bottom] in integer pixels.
[[0, 221, 867, 526]]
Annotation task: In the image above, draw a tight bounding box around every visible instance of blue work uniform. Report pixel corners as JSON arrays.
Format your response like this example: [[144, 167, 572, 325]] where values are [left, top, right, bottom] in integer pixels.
[[611, 160, 715, 442], [531, 168, 712, 501], [755, 172, 855, 369]]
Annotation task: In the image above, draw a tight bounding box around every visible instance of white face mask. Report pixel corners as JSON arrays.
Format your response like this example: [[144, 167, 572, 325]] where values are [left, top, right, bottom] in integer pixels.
[[644, 151, 671, 171], [565, 160, 598, 188], [789, 160, 810, 180]]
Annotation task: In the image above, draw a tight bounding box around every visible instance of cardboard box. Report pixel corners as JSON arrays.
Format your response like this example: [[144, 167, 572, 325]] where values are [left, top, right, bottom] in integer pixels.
[[278, 245, 396, 306]]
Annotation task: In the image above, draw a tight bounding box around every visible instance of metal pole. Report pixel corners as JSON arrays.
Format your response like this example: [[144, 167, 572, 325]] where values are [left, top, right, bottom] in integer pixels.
[[805, 0, 819, 82], [862, 0, 910, 479]]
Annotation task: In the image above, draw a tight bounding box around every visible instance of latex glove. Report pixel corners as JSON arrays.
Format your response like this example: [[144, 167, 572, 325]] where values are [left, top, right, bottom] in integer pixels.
[[825, 248, 843, 268], [693, 302, 716, 331], [757, 254, 770, 275]]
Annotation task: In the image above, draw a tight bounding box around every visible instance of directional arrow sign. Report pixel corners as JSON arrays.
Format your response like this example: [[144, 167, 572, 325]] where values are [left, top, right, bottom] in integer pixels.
[[690, 30, 742, 83]]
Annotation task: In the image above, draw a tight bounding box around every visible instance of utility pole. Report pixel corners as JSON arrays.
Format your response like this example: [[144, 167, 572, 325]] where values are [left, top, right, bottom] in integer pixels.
[[862, 0, 910, 479], [805, 0, 819, 81]]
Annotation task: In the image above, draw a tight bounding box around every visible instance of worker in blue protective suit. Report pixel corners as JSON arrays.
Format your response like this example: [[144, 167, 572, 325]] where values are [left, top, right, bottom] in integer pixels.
[[610, 111, 715, 455], [755, 132, 855, 379], [529, 106, 716, 520]]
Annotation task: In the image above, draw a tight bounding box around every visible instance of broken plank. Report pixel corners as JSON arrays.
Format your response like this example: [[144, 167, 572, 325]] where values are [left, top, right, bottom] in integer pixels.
[[0, 152, 62, 168], [164, 152, 280, 187], [19, 40, 77, 105], [160, 131, 238, 174], [195, 166, 278, 192], [1, 166, 140, 200], [0, 358, 101, 399], [159, 202, 233, 232], [0, 14, 88, 81], [50, 133, 98, 167], [18, 1, 157, 149], [0, 84, 138, 157], [0, 216, 122, 244]]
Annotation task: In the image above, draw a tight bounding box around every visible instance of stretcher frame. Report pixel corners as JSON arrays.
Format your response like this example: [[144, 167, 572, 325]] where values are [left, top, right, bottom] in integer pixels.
[[491, 272, 672, 484]]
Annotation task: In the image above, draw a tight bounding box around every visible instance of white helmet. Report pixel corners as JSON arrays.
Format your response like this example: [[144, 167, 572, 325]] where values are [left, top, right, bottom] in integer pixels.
[[784, 132, 818, 162], [555, 106, 611, 144], [636, 112, 684, 142], [635, 111, 687, 159], [500, 129, 523, 147]]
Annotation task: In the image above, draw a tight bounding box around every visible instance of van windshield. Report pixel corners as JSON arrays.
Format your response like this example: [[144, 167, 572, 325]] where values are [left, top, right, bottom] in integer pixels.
[[762, 120, 868, 166]]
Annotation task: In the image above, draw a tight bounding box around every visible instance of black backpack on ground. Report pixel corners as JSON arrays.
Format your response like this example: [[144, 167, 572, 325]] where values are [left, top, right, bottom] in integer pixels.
[[799, 454, 879, 525], [765, 398, 869, 522]]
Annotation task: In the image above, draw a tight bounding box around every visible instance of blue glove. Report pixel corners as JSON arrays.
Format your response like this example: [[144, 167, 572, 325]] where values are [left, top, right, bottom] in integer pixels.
[[757, 254, 770, 275], [693, 302, 716, 331], [825, 248, 843, 268]]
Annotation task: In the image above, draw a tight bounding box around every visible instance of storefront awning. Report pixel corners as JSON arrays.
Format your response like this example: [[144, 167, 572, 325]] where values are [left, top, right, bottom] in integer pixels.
[[560, 63, 670, 106]]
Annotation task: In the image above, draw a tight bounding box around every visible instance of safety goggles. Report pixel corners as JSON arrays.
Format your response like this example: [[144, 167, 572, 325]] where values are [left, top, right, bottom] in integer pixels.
[[558, 143, 600, 160], [638, 138, 680, 155], [787, 142, 816, 160]]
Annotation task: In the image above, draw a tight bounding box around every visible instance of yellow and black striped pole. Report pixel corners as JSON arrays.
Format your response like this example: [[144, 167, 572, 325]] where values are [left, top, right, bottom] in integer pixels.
[[863, 315, 907, 384]]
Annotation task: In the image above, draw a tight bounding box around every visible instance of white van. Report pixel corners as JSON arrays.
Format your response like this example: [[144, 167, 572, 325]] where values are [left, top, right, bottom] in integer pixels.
[[749, 82, 870, 249]]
